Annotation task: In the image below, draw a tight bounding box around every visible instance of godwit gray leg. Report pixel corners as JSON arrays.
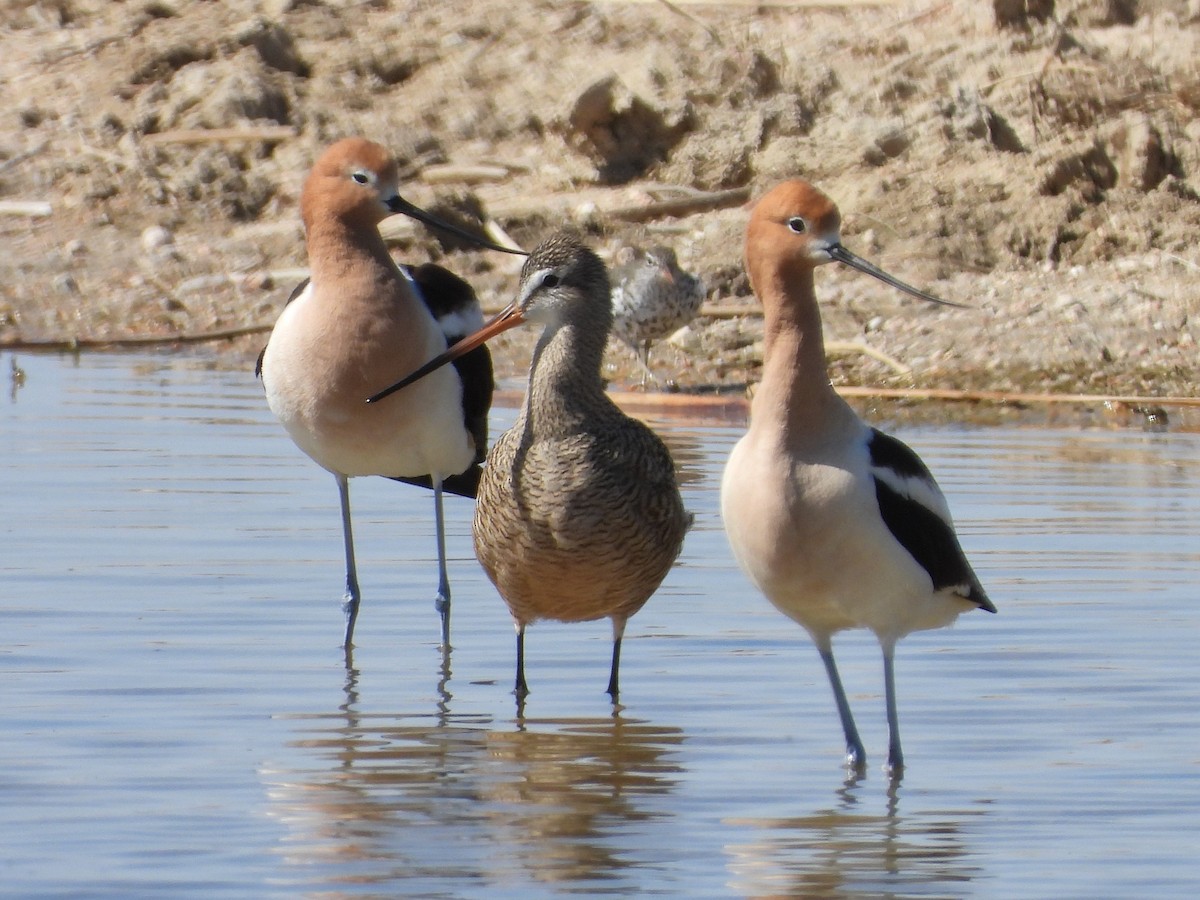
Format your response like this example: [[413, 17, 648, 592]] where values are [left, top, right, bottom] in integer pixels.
[[514, 623, 530, 698], [606, 617, 628, 700], [817, 638, 867, 772], [336, 474, 361, 649]]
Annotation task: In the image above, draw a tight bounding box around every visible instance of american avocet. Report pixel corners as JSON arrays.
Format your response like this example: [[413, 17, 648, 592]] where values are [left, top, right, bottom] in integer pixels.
[[369, 232, 691, 702], [257, 137, 522, 651], [610, 244, 705, 387], [721, 180, 995, 774]]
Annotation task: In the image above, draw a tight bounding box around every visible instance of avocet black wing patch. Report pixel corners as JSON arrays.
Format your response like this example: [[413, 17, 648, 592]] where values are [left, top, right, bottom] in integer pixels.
[[382, 263, 494, 500], [405, 263, 493, 467], [868, 429, 994, 612]]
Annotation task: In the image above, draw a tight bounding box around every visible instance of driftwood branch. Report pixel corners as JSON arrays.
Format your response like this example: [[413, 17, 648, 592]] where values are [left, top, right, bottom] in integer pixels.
[[4, 328, 1197, 419], [825, 339, 912, 376], [483, 218, 525, 254], [651, 0, 724, 44], [0, 142, 50, 177], [835, 386, 1200, 407], [605, 0, 907, 6], [591, 385, 1200, 428], [0, 324, 271, 352], [0, 200, 53, 217], [420, 164, 515, 185], [377, 185, 750, 244], [141, 127, 296, 147], [605, 186, 751, 223], [484, 185, 751, 226], [39, 33, 129, 66]]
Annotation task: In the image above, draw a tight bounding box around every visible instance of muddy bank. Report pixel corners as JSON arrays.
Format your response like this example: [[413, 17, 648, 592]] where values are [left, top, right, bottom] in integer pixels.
[[1, 0, 1196, 402]]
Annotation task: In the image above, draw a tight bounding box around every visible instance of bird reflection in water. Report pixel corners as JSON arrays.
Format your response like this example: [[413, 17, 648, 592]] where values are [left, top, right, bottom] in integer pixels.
[[724, 778, 987, 897], [482, 716, 683, 883], [263, 688, 684, 890]]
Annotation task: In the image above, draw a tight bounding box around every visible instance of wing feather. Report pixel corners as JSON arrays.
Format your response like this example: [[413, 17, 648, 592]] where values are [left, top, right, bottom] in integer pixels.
[[868, 429, 994, 611]]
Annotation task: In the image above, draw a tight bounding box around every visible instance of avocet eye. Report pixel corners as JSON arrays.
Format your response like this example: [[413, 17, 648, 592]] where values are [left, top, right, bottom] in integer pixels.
[[351, 171, 370, 185], [787, 217, 807, 234]]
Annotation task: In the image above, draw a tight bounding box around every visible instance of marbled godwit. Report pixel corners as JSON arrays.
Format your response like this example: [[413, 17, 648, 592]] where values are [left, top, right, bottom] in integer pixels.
[[721, 180, 994, 774], [369, 232, 691, 701], [610, 244, 705, 387], [257, 137, 522, 651]]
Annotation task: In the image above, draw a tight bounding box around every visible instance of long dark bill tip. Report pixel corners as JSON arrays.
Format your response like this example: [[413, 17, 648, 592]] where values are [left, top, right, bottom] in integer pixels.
[[366, 303, 527, 404], [388, 196, 527, 256], [829, 245, 969, 309], [366, 352, 456, 404]]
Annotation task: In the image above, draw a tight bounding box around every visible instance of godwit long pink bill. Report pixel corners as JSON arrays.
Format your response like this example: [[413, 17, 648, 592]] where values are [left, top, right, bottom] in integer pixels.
[[367, 302, 527, 404]]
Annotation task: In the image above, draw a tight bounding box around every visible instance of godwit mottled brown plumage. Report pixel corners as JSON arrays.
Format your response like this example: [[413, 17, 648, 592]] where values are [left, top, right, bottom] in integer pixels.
[[370, 232, 691, 701], [257, 137, 520, 651], [721, 180, 994, 775]]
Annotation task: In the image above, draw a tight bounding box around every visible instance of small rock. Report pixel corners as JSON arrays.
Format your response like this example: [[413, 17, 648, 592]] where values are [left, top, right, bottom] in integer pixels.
[[151, 60, 292, 132], [229, 18, 310, 76], [261, 0, 317, 14], [53, 273, 80, 296], [667, 324, 704, 353], [1038, 141, 1117, 197], [938, 85, 1025, 153], [1162, 175, 1200, 203], [1106, 114, 1178, 192], [572, 200, 599, 225], [863, 124, 910, 166], [1071, 0, 1139, 26], [241, 271, 273, 291], [141, 225, 174, 252], [994, 0, 1055, 28], [18, 106, 45, 128], [874, 126, 911, 159], [561, 74, 692, 184]]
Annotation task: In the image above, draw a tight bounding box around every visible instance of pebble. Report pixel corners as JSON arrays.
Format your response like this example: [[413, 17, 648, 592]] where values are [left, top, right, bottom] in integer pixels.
[[141, 225, 174, 252], [53, 273, 80, 295], [241, 271, 273, 291]]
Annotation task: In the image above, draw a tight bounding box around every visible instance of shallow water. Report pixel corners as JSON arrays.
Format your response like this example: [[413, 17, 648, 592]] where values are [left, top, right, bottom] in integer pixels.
[[2, 351, 1198, 898]]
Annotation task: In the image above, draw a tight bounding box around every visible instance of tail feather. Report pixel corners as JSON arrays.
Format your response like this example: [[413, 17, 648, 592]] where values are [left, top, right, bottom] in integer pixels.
[[386, 465, 482, 500]]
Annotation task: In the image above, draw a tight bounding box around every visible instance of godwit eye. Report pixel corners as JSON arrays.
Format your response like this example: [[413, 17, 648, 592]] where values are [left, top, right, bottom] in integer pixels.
[[787, 217, 807, 234], [351, 171, 370, 185], [541, 273, 560, 289]]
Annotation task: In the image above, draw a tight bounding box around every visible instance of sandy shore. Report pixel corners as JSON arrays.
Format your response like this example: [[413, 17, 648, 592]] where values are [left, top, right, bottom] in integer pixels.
[[2, 0, 1196, 423]]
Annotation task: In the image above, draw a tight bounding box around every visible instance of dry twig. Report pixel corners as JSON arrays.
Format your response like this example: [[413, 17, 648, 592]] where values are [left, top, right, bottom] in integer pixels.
[[141, 127, 296, 147]]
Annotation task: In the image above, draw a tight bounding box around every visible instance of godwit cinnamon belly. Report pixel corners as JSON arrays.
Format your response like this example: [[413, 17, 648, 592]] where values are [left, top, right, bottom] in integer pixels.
[[369, 233, 691, 702], [720, 180, 995, 774], [609, 244, 705, 387], [257, 137, 521, 651]]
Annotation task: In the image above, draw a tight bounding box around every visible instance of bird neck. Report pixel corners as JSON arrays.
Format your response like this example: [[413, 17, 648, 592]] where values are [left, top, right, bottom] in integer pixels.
[[304, 216, 397, 296], [752, 264, 845, 434], [520, 318, 611, 436]]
